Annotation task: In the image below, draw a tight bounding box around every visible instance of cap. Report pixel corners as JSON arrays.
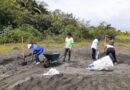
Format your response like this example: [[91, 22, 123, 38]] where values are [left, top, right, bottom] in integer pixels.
[[27, 44, 32, 49]]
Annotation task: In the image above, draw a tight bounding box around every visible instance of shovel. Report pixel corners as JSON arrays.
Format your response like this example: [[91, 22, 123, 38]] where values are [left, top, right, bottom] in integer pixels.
[[21, 57, 27, 66], [20, 36, 27, 66]]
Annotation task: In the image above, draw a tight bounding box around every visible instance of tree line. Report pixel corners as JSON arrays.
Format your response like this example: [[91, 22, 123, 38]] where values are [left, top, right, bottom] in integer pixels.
[[0, 0, 128, 44]]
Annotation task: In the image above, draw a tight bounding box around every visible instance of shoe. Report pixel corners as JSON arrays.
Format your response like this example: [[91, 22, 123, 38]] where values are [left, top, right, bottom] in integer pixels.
[[36, 62, 40, 65]]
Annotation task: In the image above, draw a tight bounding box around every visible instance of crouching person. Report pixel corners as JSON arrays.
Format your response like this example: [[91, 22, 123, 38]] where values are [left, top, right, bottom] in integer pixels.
[[105, 44, 117, 64], [25, 43, 44, 65]]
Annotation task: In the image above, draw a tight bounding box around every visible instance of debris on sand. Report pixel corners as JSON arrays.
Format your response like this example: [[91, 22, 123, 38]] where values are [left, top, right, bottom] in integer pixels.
[[43, 68, 60, 76]]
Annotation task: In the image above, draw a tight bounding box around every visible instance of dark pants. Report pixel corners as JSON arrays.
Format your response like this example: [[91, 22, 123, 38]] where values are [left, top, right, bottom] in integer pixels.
[[92, 48, 96, 60], [106, 48, 117, 63], [63, 48, 71, 62]]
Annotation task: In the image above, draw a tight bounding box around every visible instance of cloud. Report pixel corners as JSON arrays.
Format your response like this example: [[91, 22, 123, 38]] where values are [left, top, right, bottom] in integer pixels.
[[37, 0, 130, 31]]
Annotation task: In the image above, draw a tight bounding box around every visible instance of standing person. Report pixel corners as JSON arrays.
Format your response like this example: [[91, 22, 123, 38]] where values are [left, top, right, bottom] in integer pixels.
[[105, 43, 117, 64], [108, 36, 115, 45], [63, 32, 74, 62], [91, 37, 99, 60], [105, 35, 115, 45], [25, 43, 44, 65]]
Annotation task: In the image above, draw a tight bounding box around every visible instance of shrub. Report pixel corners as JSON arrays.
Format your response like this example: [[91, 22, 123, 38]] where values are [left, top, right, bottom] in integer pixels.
[[0, 25, 42, 43]]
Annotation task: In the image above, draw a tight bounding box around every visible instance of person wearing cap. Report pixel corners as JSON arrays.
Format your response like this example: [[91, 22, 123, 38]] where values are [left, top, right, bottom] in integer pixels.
[[91, 37, 100, 60], [25, 43, 44, 64], [63, 32, 74, 62]]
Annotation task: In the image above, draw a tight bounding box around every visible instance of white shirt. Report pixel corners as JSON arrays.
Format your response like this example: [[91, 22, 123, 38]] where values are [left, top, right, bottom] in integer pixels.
[[91, 38, 98, 49], [106, 44, 114, 48]]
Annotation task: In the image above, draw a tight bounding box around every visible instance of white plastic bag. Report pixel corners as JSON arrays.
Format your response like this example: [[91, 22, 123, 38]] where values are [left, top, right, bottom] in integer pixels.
[[43, 68, 60, 76], [88, 55, 114, 71]]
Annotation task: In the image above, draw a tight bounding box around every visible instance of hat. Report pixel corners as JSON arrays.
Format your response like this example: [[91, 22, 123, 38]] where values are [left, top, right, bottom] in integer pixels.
[[27, 44, 32, 49]]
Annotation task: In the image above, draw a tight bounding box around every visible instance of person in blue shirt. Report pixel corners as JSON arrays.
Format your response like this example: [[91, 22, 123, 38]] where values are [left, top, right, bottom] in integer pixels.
[[25, 43, 44, 64]]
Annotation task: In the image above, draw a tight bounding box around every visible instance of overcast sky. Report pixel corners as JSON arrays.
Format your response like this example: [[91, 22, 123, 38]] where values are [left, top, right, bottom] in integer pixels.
[[37, 0, 130, 31]]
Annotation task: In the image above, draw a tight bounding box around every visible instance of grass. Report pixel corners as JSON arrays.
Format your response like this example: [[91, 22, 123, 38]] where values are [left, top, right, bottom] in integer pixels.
[[0, 43, 23, 53], [0, 40, 129, 53], [0, 41, 91, 53], [115, 42, 130, 48]]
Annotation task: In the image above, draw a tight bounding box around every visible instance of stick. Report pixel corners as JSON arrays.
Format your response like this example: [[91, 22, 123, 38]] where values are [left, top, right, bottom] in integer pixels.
[[104, 35, 107, 46], [21, 37, 25, 60], [31, 51, 34, 61]]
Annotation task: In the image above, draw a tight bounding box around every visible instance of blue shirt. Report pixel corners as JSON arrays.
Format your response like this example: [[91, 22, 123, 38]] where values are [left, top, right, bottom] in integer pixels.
[[31, 44, 44, 53]]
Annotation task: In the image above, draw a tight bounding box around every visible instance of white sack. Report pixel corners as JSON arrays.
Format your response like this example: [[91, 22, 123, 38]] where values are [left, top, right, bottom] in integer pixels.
[[88, 55, 114, 71]]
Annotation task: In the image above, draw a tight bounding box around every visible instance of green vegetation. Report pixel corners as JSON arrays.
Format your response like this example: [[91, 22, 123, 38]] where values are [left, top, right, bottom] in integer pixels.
[[0, 0, 130, 44], [0, 40, 130, 53]]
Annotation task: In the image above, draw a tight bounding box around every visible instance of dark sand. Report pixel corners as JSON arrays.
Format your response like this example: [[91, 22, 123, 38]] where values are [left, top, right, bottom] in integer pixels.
[[0, 47, 130, 90]]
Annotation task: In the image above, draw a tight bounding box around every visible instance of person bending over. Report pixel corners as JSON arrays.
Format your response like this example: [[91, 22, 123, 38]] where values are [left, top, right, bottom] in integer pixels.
[[105, 44, 117, 64], [25, 43, 44, 65]]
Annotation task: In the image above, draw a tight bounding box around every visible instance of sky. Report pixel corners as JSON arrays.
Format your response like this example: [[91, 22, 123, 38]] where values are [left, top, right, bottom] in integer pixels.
[[37, 0, 130, 31]]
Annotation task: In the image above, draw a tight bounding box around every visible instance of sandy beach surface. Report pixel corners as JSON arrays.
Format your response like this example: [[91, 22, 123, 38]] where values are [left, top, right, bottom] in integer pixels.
[[0, 47, 130, 90]]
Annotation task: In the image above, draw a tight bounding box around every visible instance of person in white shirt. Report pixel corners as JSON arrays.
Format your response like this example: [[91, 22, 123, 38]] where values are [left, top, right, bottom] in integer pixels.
[[91, 37, 99, 60], [63, 32, 74, 62]]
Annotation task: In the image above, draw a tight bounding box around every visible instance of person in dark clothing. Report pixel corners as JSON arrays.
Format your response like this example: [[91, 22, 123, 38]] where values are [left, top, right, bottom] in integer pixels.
[[105, 44, 117, 64]]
